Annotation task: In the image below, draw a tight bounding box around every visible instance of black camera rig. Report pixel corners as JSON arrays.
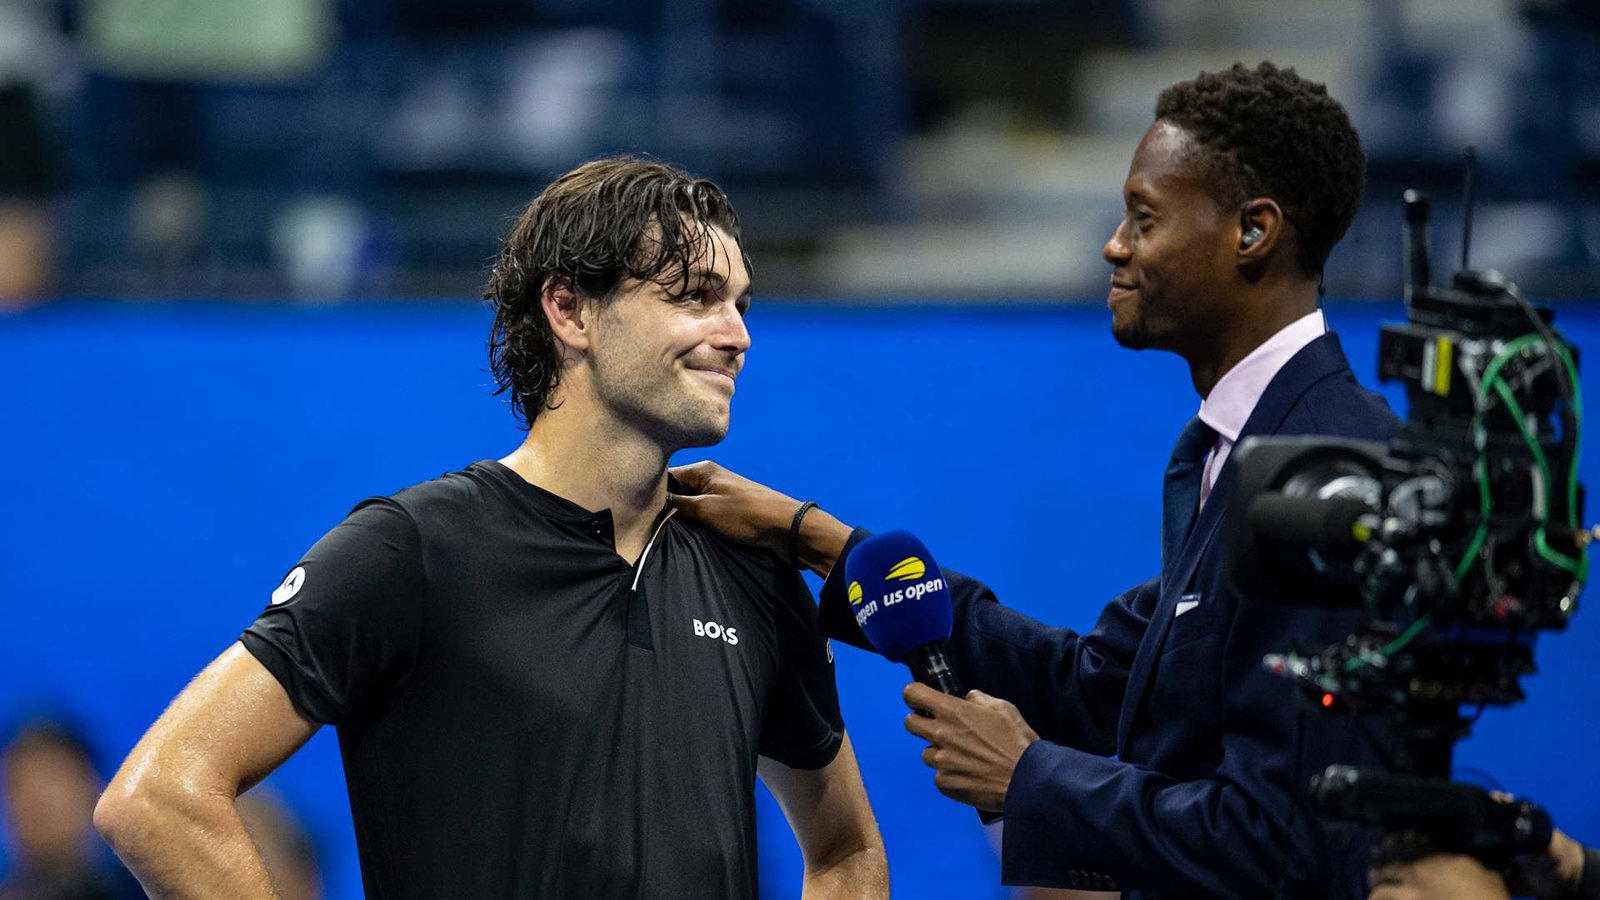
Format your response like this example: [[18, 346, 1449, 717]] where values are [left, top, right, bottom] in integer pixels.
[[1226, 168, 1590, 870]]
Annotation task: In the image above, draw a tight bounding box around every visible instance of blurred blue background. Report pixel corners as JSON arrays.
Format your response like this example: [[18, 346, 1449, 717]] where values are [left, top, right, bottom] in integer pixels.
[[3, 0, 1599, 895], [3, 300, 1598, 897]]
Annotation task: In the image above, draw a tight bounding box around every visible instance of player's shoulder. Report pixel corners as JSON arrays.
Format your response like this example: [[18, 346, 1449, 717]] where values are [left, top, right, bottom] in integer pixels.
[[365, 461, 510, 527], [670, 515, 791, 588]]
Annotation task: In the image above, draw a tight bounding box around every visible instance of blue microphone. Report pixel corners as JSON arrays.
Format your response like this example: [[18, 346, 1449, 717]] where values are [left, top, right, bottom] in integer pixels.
[[844, 530, 964, 696]]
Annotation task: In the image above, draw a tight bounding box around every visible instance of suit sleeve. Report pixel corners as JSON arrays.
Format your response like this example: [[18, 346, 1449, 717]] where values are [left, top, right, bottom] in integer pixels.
[[999, 600, 1379, 898], [817, 527, 1154, 756]]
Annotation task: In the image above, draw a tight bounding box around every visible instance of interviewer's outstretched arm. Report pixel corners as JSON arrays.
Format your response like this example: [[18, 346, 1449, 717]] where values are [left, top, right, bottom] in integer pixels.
[[94, 642, 319, 899], [669, 461, 853, 577], [670, 460, 1147, 754], [759, 733, 890, 899]]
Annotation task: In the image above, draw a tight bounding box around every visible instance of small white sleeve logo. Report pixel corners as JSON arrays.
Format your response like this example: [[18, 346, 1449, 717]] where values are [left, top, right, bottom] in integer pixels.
[[271, 567, 306, 605]]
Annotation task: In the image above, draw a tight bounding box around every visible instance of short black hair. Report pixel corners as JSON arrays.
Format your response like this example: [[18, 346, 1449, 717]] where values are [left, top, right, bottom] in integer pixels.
[[1155, 61, 1365, 279], [484, 156, 748, 427]]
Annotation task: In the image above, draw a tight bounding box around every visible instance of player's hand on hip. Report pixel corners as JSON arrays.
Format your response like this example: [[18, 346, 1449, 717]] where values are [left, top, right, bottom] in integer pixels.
[[667, 461, 802, 556]]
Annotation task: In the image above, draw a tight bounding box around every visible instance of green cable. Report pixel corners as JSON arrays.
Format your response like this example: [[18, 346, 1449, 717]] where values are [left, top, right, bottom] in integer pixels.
[[1554, 345, 1587, 584], [1556, 346, 1583, 535], [1453, 457, 1492, 582], [1492, 379, 1584, 574], [1328, 331, 1588, 685], [1340, 613, 1433, 674], [1496, 401, 1577, 575], [1457, 334, 1587, 582]]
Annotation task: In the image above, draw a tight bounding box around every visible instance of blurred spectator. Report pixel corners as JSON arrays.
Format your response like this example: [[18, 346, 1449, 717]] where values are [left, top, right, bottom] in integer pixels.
[[237, 789, 323, 900], [0, 0, 64, 306], [0, 719, 139, 900], [0, 715, 321, 900], [71, 0, 382, 297]]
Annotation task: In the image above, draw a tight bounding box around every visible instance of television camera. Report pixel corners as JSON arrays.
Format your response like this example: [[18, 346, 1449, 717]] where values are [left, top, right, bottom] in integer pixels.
[[1227, 171, 1590, 873]]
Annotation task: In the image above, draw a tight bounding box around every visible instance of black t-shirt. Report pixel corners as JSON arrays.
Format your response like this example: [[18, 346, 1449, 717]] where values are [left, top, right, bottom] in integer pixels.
[[241, 461, 843, 900]]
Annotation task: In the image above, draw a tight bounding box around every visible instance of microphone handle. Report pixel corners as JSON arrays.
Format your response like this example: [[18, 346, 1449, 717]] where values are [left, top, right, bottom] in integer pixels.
[[905, 643, 964, 697]]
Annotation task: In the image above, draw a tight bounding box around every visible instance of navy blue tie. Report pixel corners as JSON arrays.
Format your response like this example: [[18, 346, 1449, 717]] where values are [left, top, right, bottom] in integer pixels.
[[1162, 415, 1218, 574]]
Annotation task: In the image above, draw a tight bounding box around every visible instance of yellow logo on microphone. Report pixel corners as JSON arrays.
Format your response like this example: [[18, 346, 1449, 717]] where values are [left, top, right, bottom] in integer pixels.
[[885, 557, 926, 582], [848, 581, 864, 606]]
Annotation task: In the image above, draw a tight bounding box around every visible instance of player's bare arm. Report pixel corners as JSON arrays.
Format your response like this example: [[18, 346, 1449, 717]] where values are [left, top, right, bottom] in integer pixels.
[[759, 733, 889, 899], [94, 642, 319, 899]]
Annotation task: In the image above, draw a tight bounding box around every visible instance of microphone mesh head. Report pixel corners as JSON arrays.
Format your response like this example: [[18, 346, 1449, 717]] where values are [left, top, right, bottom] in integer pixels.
[[843, 530, 954, 663]]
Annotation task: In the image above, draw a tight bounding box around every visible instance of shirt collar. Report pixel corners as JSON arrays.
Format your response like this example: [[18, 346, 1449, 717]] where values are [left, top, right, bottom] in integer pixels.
[[1197, 310, 1326, 443], [479, 460, 680, 535], [479, 460, 603, 524]]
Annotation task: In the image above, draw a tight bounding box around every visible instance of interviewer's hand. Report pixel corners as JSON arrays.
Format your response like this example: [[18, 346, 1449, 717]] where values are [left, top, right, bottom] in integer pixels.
[[902, 683, 1038, 814], [1368, 854, 1510, 900], [668, 461, 851, 575]]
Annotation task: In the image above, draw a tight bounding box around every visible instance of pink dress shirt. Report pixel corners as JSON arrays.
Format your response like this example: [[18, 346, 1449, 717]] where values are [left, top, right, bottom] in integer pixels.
[[1196, 310, 1328, 508]]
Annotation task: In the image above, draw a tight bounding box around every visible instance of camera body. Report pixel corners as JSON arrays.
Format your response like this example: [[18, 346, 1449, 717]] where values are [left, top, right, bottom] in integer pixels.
[[1224, 190, 1587, 866]]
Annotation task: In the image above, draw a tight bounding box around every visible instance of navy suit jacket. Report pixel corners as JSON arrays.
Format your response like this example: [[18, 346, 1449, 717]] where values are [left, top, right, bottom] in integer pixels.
[[819, 333, 1399, 899]]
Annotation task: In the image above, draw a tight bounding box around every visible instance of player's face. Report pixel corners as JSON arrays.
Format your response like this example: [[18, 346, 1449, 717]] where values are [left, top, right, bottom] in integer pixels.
[[1102, 121, 1239, 356], [589, 224, 751, 451]]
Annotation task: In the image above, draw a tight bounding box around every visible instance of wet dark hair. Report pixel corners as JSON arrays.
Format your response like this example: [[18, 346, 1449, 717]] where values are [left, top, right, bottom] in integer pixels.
[[485, 156, 748, 427], [1155, 61, 1365, 279]]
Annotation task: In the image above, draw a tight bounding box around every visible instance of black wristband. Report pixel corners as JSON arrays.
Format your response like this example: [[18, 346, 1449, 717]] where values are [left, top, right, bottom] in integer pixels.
[[788, 501, 818, 567]]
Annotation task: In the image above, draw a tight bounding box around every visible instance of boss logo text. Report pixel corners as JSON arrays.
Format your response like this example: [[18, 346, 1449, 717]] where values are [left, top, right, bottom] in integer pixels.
[[692, 618, 739, 646]]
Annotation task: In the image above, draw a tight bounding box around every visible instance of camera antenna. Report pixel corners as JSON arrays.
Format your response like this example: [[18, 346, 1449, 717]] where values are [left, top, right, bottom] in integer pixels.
[[1403, 189, 1431, 309], [1460, 146, 1477, 271]]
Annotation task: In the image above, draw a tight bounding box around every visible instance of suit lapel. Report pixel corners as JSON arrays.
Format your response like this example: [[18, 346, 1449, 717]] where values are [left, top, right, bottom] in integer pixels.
[[1115, 333, 1355, 753], [1116, 465, 1233, 751]]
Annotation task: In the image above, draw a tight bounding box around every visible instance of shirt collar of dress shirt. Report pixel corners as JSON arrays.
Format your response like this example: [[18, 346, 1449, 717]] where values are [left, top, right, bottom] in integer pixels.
[[1197, 309, 1327, 443]]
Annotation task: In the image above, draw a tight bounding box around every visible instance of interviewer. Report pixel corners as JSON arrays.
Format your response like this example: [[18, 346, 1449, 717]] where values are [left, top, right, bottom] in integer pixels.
[[671, 62, 1398, 900]]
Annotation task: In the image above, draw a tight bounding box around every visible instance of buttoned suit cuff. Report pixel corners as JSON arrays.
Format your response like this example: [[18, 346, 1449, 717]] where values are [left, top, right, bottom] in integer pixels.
[[1000, 739, 1121, 892]]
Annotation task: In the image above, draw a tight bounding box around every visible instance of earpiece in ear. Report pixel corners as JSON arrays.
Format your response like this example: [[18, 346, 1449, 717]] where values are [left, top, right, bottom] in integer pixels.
[[1242, 227, 1265, 247]]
